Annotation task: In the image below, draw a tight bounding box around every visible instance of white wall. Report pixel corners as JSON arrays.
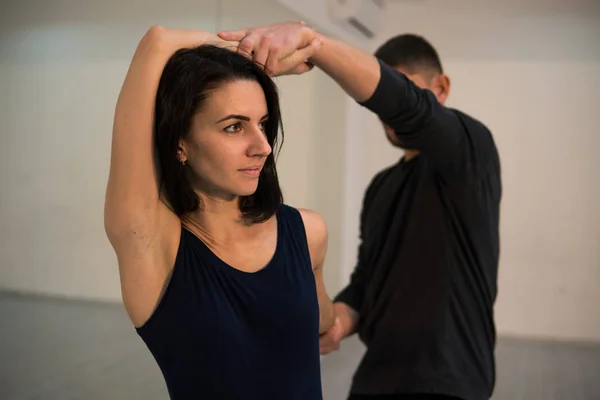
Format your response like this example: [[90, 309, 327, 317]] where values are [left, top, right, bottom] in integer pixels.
[[0, 0, 348, 301], [356, 0, 600, 341], [0, 0, 187, 302], [276, 0, 372, 49]]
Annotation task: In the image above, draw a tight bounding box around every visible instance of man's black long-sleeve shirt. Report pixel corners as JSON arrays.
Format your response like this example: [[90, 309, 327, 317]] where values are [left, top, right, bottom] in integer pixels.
[[335, 60, 502, 400]]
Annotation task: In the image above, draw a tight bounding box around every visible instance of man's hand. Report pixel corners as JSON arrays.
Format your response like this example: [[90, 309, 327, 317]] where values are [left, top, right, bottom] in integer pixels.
[[319, 302, 359, 355], [320, 317, 344, 354], [217, 22, 323, 76]]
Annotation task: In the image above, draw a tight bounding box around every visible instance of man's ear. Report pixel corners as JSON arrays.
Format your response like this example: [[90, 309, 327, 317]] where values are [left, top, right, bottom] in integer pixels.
[[432, 73, 451, 105]]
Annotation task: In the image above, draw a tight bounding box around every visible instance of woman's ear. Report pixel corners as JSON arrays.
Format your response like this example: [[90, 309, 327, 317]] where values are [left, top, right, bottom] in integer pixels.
[[177, 140, 188, 166]]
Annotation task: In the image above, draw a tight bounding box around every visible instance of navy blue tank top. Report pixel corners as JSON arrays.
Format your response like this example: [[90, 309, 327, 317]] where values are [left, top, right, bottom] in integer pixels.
[[136, 205, 323, 399]]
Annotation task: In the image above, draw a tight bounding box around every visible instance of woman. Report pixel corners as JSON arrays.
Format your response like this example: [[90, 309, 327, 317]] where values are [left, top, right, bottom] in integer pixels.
[[104, 26, 335, 399]]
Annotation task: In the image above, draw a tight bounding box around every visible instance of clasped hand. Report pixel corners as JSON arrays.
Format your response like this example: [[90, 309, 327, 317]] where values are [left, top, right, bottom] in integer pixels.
[[218, 21, 324, 77]]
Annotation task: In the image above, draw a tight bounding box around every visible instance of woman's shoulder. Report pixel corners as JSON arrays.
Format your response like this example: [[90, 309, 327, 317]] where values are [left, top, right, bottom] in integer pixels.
[[279, 205, 328, 267], [278, 205, 326, 232]]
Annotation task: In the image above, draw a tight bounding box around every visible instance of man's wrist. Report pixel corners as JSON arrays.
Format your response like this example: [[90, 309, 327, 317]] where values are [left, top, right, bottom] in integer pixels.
[[307, 34, 331, 65], [333, 301, 358, 338]]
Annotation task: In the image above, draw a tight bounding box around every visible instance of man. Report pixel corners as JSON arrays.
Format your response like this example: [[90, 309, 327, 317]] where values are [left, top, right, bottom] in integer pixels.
[[219, 21, 501, 400]]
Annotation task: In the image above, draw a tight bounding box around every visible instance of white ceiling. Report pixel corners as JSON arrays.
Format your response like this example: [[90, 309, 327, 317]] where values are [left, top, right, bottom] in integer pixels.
[[380, 0, 600, 61], [385, 0, 600, 17]]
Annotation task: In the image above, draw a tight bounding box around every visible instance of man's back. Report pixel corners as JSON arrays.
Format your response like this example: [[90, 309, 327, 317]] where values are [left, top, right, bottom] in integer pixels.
[[336, 106, 501, 400]]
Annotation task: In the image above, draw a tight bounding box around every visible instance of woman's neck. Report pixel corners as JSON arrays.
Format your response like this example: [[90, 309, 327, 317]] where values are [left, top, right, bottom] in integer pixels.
[[182, 193, 248, 246]]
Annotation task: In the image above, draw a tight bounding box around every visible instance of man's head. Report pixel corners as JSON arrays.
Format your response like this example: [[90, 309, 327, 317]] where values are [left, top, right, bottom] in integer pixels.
[[375, 33, 450, 104], [374, 34, 450, 149]]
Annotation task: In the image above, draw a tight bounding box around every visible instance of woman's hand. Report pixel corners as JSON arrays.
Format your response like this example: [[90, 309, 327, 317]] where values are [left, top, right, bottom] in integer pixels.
[[143, 25, 238, 58]]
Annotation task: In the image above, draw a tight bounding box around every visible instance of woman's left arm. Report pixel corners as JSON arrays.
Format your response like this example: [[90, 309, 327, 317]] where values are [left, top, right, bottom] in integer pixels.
[[299, 209, 335, 334]]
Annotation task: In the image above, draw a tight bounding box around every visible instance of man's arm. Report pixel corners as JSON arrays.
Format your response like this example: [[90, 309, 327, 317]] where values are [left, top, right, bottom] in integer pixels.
[[331, 167, 385, 339], [319, 167, 388, 355], [317, 207, 368, 353], [333, 179, 372, 325], [306, 36, 381, 103], [327, 243, 365, 342], [310, 36, 467, 169]]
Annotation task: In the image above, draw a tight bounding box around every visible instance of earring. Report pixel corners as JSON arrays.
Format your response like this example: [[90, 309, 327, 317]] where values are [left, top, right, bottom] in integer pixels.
[[181, 159, 187, 166]]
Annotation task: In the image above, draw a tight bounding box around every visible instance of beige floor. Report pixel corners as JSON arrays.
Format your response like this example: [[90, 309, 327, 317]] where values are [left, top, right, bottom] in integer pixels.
[[1, 292, 599, 400]]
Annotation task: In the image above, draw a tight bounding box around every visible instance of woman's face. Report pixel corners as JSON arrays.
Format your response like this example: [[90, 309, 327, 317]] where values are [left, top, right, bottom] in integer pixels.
[[179, 79, 272, 200]]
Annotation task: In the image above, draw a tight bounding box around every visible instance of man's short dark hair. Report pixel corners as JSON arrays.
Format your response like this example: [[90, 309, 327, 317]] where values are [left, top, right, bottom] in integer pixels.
[[374, 34, 443, 76]]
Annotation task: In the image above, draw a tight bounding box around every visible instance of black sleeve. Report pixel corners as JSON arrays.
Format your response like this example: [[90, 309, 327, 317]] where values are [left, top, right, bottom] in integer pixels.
[[333, 172, 384, 312], [359, 58, 468, 171], [333, 210, 368, 312]]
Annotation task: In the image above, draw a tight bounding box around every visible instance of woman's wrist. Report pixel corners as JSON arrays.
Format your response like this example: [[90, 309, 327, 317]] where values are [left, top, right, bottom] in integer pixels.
[[140, 26, 234, 61]]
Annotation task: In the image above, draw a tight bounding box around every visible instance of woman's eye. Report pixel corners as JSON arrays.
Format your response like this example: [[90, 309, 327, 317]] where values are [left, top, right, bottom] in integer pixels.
[[258, 121, 266, 131], [224, 123, 242, 133]]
